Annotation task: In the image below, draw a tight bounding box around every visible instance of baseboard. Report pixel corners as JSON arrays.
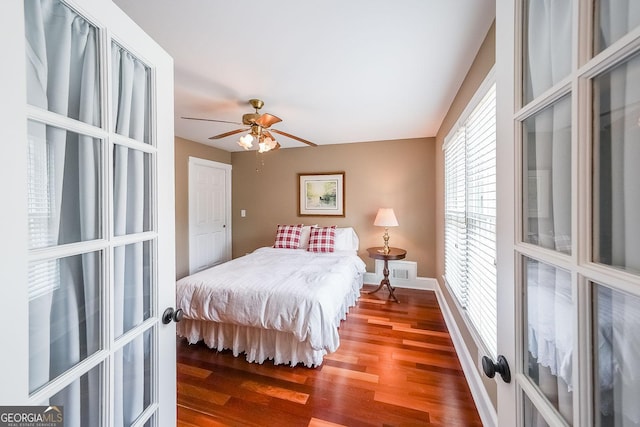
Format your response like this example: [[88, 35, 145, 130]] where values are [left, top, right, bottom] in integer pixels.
[[434, 283, 498, 427], [363, 272, 437, 290]]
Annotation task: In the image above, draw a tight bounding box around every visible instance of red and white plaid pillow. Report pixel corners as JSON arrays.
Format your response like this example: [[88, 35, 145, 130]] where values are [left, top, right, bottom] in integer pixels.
[[307, 226, 336, 252], [273, 224, 303, 249]]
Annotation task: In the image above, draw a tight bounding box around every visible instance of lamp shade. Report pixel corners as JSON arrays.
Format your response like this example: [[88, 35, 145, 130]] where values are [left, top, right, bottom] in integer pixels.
[[374, 208, 399, 227]]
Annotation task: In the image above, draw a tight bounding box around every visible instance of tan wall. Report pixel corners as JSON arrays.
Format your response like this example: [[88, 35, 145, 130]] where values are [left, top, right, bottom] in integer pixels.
[[435, 21, 497, 407], [231, 138, 436, 278], [174, 136, 231, 279]]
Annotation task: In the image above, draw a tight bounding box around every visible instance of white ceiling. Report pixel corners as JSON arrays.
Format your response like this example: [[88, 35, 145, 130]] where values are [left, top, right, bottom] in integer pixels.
[[113, 0, 495, 152]]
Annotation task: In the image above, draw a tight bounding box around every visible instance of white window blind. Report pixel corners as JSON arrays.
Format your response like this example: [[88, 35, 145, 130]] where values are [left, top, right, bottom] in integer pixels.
[[444, 80, 497, 357], [27, 128, 55, 249], [27, 124, 60, 299], [444, 128, 468, 306]]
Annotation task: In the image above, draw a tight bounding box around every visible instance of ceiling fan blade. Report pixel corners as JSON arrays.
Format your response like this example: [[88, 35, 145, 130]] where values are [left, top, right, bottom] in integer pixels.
[[271, 129, 317, 147], [182, 116, 243, 125], [255, 113, 282, 128], [208, 128, 247, 140]]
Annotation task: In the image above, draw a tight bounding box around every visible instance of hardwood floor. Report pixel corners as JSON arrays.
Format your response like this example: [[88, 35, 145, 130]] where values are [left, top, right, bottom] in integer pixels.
[[176, 286, 483, 427]]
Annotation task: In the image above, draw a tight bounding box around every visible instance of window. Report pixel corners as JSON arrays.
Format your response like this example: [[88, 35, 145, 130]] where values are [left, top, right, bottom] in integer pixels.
[[444, 73, 497, 357]]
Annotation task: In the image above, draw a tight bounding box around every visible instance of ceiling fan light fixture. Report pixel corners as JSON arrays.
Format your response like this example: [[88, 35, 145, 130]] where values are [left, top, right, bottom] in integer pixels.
[[264, 136, 277, 150], [237, 133, 254, 150], [258, 137, 274, 153]]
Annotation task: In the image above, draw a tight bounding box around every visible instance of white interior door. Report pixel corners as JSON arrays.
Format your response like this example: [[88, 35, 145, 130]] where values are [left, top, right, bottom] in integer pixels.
[[0, 1, 176, 425], [188, 157, 231, 274], [496, 0, 640, 426]]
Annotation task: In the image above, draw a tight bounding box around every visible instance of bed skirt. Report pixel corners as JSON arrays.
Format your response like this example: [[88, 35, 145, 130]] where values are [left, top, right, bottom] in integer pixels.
[[177, 320, 328, 367], [177, 273, 363, 368]]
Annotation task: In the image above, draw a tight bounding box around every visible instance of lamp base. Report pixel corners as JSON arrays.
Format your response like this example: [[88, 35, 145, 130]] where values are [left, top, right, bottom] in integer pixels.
[[382, 228, 390, 254]]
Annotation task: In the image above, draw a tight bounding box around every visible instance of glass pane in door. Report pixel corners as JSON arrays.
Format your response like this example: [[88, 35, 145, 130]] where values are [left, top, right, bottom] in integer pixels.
[[114, 240, 153, 338], [523, 0, 573, 104], [29, 251, 102, 392], [113, 146, 152, 236], [40, 364, 103, 427], [115, 329, 152, 426], [593, 284, 640, 425], [27, 121, 102, 249], [24, 0, 100, 126], [522, 96, 572, 253], [524, 257, 573, 424], [523, 393, 551, 427], [592, 52, 640, 274], [112, 42, 151, 144], [595, 0, 640, 53]]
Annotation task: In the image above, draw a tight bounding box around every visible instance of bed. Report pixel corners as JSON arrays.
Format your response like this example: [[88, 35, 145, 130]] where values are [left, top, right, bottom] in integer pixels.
[[176, 226, 366, 367]]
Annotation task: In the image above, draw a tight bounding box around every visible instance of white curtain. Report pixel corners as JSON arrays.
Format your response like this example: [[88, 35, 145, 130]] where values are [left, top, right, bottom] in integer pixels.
[[26, 1, 99, 426], [526, 0, 572, 253], [597, 2, 640, 426], [112, 43, 150, 427], [598, 1, 640, 276], [25, 1, 149, 426], [597, 287, 640, 427], [524, 1, 640, 426], [526, 260, 573, 424], [523, 99, 573, 423], [525, 1, 573, 425]]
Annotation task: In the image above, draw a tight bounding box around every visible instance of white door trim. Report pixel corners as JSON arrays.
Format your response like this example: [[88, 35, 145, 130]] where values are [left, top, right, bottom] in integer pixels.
[[0, 0, 30, 401], [496, 0, 517, 424], [188, 157, 232, 274]]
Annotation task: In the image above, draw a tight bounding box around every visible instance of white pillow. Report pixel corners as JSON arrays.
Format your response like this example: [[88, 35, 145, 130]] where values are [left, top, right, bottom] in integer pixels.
[[298, 224, 318, 249], [334, 227, 359, 251]]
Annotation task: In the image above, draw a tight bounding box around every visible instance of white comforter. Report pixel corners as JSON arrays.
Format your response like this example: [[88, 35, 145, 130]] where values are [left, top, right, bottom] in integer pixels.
[[176, 247, 366, 351]]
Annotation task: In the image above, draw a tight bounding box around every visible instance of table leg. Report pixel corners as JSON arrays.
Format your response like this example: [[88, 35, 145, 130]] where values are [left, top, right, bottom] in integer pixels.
[[365, 259, 399, 303]]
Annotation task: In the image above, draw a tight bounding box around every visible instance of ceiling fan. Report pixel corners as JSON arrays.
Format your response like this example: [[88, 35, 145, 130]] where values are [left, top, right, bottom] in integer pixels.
[[182, 99, 317, 152]]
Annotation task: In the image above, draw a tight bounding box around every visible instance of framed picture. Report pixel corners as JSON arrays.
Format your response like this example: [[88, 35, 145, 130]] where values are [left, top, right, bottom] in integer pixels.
[[298, 172, 345, 217]]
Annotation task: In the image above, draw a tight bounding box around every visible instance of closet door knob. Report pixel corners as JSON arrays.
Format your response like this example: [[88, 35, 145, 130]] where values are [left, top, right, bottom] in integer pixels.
[[482, 355, 511, 383], [162, 307, 184, 324]]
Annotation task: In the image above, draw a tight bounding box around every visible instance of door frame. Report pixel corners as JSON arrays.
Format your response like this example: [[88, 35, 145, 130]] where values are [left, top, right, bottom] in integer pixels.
[[0, 0, 30, 401], [495, 0, 518, 424], [188, 157, 232, 274]]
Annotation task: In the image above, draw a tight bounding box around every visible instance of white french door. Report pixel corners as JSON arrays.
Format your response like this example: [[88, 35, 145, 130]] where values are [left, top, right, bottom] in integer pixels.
[[496, 0, 640, 426], [0, 1, 176, 425], [188, 157, 231, 275]]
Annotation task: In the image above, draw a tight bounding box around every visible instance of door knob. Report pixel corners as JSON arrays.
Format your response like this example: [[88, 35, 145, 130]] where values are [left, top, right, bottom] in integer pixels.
[[482, 355, 511, 383], [162, 307, 184, 324]]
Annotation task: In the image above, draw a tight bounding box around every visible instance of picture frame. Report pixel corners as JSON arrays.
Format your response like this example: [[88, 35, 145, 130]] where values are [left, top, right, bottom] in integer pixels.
[[298, 172, 345, 217]]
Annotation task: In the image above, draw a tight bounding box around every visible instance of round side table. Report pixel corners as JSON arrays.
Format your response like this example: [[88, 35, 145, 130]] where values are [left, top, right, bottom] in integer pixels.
[[366, 247, 406, 303]]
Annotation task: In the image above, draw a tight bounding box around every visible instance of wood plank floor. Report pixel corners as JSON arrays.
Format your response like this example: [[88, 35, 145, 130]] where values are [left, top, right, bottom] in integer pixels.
[[176, 286, 483, 427]]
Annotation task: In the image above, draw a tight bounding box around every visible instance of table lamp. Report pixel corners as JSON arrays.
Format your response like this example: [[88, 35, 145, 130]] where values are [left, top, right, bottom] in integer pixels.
[[374, 208, 399, 254]]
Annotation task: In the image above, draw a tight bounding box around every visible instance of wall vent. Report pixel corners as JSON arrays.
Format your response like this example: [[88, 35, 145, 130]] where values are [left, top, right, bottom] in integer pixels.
[[391, 268, 409, 280]]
